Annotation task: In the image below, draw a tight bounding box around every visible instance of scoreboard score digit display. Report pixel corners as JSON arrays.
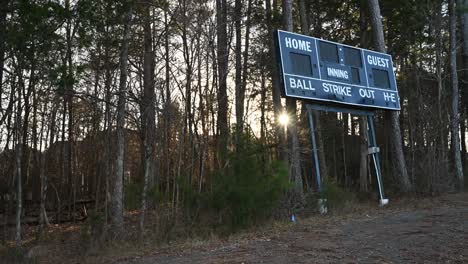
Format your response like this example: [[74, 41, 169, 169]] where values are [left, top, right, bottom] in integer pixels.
[[276, 30, 400, 110]]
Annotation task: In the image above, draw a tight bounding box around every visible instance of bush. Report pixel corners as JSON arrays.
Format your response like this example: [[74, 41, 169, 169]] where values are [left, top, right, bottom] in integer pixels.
[[0, 246, 28, 263], [209, 142, 290, 232], [125, 182, 162, 210], [124, 182, 141, 210], [319, 180, 355, 211]]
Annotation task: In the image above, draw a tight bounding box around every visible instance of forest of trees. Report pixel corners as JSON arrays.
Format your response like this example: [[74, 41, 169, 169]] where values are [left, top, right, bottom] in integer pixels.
[[0, 0, 466, 246]]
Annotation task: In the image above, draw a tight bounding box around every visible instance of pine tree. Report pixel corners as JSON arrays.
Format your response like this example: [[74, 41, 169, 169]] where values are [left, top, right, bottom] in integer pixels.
[[367, 0, 412, 192]]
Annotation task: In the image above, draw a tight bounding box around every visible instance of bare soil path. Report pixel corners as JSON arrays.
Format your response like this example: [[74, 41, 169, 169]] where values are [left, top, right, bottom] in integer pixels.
[[118, 195, 468, 264]]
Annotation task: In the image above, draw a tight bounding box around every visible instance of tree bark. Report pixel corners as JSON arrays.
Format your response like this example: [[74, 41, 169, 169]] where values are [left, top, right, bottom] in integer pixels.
[[283, 0, 304, 203], [180, 0, 194, 187], [260, 70, 267, 142], [266, 0, 287, 161], [298, 0, 329, 185], [460, 0, 468, 177], [298, 0, 310, 34], [15, 69, 23, 247], [140, 2, 156, 232], [164, 7, 171, 196], [111, 1, 132, 237], [21, 61, 34, 191], [449, 0, 464, 189], [64, 0, 76, 223], [216, 0, 229, 167], [435, 2, 446, 162], [367, 0, 412, 192], [359, 0, 369, 192], [241, 0, 252, 131], [102, 19, 113, 222], [234, 0, 243, 149], [39, 101, 53, 234], [359, 118, 368, 192], [0, 0, 8, 102]]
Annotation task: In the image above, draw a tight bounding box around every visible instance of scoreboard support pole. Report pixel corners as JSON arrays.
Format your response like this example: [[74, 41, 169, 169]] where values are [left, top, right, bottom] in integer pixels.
[[305, 104, 388, 206], [367, 115, 388, 206], [306, 109, 322, 193]]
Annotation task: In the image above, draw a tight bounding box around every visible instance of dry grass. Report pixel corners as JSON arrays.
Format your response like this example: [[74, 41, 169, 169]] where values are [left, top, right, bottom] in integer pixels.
[[1, 192, 463, 264]]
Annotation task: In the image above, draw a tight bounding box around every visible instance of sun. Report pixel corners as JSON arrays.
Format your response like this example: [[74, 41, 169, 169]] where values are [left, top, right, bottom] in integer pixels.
[[279, 112, 289, 127]]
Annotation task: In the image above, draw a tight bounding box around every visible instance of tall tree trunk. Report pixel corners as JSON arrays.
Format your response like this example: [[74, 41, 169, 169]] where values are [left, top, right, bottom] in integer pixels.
[[140, 2, 156, 232], [359, 0, 368, 192], [21, 66, 34, 191], [266, 0, 287, 161], [342, 114, 348, 187], [68, 96, 75, 222], [359, 118, 368, 192], [15, 69, 23, 247], [39, 101, 53, 235], [2, 74, 15, 244], [298, 0, 309, 34], [314, 3, 330, 183], [461, 117, 466, 173], [111, 1, 132, 237], [64, 0, 76, 223], [164, 7, 171, 196], [58, 100, 66, 224], [91, 43, 102, 200], [367, 0, 412, 192], [298, 0, 329, 185], [198, 36, 208, 193], [0, 0, 8, 102], [449, 0, 464, 189], [241, 0, 252, 130], [283, 0, 304, 203], [181, 0, 194, 186], [260, 70, 267, 142], [216, 0, 229, 167], [102, 33, 113, 222], [435, 2, 446, 164], [234, 0, 242, 149], [460, 0, 468, 177]]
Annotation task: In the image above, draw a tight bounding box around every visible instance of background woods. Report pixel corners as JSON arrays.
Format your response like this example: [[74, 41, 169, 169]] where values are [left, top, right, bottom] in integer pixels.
[[0, 0, 466, 243]]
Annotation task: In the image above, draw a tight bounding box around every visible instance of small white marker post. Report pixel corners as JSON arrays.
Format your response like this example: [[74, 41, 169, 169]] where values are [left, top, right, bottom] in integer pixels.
[[318, 199, 328, 214]]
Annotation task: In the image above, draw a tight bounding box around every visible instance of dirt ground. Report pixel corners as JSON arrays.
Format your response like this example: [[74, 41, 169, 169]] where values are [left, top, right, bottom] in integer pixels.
[[3, 193, 468, 263], [116, 195, 468, 264]]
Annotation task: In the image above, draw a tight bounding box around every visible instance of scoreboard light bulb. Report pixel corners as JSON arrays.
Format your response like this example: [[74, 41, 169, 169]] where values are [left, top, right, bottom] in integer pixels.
[[279, 112, 290, 127]]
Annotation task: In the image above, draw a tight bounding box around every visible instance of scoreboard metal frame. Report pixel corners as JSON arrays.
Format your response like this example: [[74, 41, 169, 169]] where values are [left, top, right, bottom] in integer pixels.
[[275, 30, 400, 111]]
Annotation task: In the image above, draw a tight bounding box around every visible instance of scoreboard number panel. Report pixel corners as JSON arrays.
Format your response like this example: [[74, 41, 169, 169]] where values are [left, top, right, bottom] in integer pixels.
[[275, 30, 400, 111]]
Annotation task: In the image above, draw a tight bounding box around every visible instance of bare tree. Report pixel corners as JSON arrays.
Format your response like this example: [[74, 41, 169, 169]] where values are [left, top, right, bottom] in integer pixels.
[[163, 5, 171, 196], [449, 0, 464, 189], [111, 0, 133, 237], [241, 0, 252, 132], [140, 0, 156, 232], [461, 0, 468, 170], [234, 0, 244, 149], [15, 67, 23, 247], [435, 1, 446, 164], [38, 100, 55, 235], [0, 0, 8, 98]]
